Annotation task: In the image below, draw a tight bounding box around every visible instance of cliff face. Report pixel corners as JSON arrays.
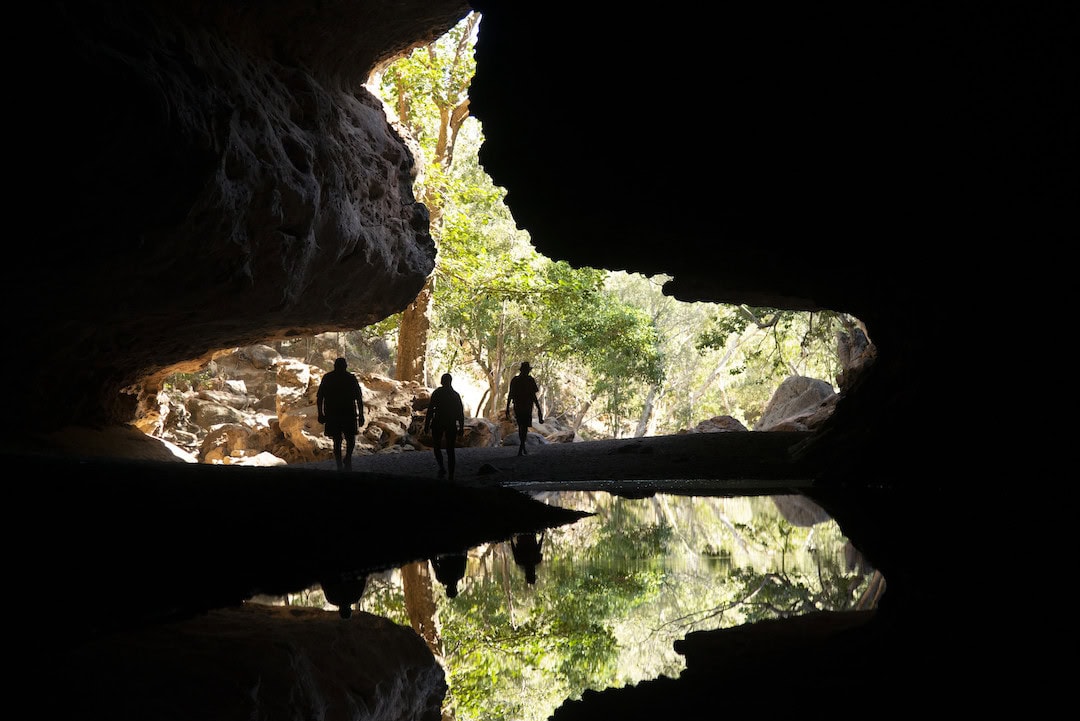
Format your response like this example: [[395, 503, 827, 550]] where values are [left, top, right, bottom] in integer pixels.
[[14, 1, 470, 432]]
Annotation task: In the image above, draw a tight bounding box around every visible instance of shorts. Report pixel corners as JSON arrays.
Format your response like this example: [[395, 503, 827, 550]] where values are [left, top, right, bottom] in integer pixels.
[[324, 416, 359, 437], [430, 424, 458, 448]]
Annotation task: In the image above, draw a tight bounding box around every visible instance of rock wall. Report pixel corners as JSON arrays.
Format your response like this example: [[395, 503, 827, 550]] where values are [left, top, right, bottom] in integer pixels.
[[12, 1, 470, 434], [54, 604, 448, 721], [12, 3, 1062, 716], [9, 1, 1069, 476]]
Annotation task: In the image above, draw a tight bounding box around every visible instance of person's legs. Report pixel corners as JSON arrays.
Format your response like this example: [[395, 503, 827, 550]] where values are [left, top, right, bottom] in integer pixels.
[[515, 408, 531, 455], [344, 433, 356, 471], [445, 430, 457, 480], [330, 428, 345, 470], [432, 428, 445, 476]]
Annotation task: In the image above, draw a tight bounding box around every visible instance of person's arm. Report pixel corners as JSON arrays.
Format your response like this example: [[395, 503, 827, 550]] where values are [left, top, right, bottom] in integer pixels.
[[423, 396, 434, 432], [533, 380, 544, 424], [317, 384, 326, 423], [505, 378, 513, 418]]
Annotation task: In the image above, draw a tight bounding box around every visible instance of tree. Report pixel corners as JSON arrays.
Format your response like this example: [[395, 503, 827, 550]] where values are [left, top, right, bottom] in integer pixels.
[[376, 12, 480, 386], [424, 115, 668, 425], [425, 129, 543, 415], [372, 12, 857, 436], [543, 266, 665, 437]]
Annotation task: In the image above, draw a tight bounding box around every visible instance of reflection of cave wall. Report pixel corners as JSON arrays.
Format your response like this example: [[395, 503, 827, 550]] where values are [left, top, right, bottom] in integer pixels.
[[771, 494, 832, 528]]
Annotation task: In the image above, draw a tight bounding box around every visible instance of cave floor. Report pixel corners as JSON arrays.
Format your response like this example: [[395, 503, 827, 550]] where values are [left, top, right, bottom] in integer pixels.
[[294, 430, 822, 494]]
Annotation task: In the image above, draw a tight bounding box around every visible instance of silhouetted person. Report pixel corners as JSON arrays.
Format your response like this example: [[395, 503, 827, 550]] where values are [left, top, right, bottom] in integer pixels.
[[317, 357, 365, 471], [320, 571, 368, 619], [511, 530, 545, 585], [431, 551, 468, 599], [505, 361, 543, 456], [423, 372, 465, 481]]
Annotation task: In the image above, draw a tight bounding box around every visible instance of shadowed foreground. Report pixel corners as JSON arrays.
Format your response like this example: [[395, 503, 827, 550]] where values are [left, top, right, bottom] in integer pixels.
[[16, 431, 960, 717]]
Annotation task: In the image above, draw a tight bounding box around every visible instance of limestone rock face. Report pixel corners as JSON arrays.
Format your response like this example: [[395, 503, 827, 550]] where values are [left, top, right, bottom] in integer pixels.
[[54, 604, 449, 721], [753, 376, 837, 432], [13, 1, 470, 434]]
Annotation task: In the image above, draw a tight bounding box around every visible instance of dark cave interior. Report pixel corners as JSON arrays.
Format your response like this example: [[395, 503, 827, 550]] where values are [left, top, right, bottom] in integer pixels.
[[11, 1, 1067, 716]]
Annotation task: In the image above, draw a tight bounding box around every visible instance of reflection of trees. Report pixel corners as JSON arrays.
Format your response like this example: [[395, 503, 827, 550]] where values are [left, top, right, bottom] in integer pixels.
[[655, 552, 873, 638], [342, 493, 876, 721], [439, 521, 661, 720], [643, 495, 878, 641]]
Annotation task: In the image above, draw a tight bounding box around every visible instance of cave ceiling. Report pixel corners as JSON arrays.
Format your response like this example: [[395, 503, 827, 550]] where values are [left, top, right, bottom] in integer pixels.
[[8, 1, 1067, 437]]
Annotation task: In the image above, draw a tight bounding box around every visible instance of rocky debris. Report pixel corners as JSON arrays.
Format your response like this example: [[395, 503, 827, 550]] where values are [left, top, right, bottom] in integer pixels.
[[681, 416, 750, 433], [753, 375, 838, 431], [142, 344, 438, 466], [140, 344, 847, 468]]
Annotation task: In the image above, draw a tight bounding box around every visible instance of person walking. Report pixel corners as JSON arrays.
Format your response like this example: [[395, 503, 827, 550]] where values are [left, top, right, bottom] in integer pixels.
[[316, 357, 365, 471], [431, 551, 468, 599], [511, 531, 545, 585], [423, 372, 465, 480], [506, 361, 543, 456]]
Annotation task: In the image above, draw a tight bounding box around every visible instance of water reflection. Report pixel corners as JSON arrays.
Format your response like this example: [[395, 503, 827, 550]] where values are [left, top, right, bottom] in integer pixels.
[[290, 491, 880, 721]]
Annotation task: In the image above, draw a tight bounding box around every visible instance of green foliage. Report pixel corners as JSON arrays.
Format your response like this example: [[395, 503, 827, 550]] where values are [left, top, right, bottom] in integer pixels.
[[370, 16, 862, 434], [440, 492, 873, 720], [355, 575, 412, 627], [378, 14, 477, 161], [416, 118, 667, 421], [153, 13, 869, 437], [162, 368, 213, 391], [280, 493, 874, 721], [697, 306, 851, 382]]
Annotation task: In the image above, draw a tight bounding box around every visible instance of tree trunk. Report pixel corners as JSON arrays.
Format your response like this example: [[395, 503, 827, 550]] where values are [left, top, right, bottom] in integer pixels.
[[401, 560, 457, 718], [690, 343, 738, 412], [480, 306, 508, 418], [396, 277, 433, 383], [571, 394, 596, 436], [401, 560, 445, 660], [634, 385, 658, 437]]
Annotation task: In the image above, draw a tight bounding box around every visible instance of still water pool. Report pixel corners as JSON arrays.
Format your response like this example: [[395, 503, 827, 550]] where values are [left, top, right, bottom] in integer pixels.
[[295, 491, 880, 721]]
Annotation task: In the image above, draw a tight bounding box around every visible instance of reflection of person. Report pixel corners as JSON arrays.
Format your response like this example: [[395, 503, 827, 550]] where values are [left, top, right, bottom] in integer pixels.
[[320, 571, 368, 619], [511, 530, 545, 585], [505, 361, 543, 456], [423, 373, 466, 481], [431, 551, 468, 599], [317, 357, 365, 471]]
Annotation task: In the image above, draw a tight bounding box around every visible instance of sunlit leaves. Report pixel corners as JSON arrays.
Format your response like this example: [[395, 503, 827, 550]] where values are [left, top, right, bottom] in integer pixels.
[[377, 15, 478, 157], [373, 12, 860, 434], [697, 306, 852, 382]]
